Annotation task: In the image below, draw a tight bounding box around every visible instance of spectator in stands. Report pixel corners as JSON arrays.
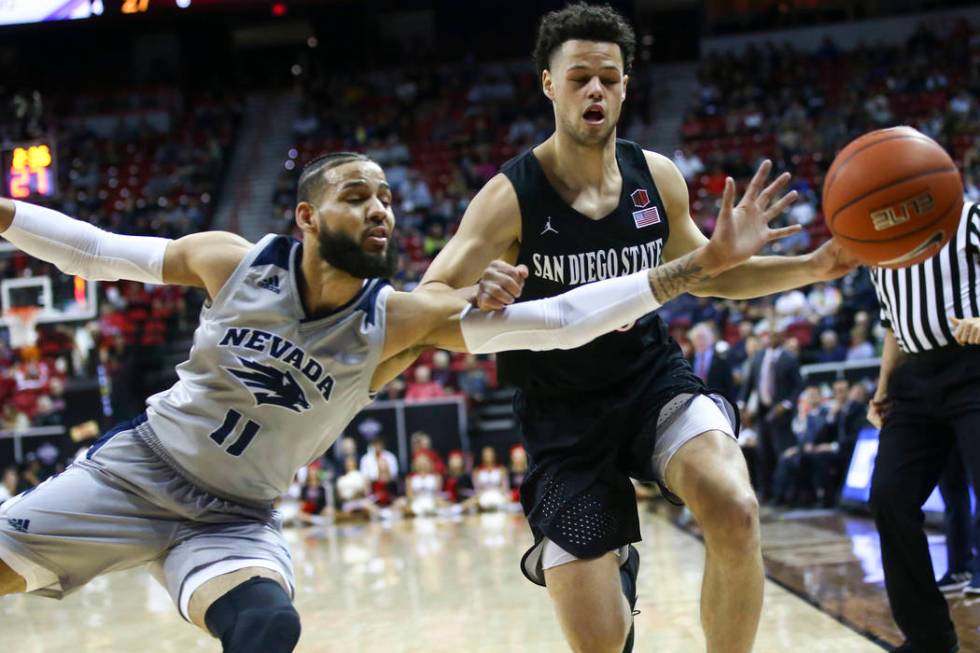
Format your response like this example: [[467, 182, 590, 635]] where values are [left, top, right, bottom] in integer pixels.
[[846, 323, 875, 361], [430, 350, 456, 391], [672, 146, 705, 182], [444, 450, 475, 508], [371, 457, 399, 508], [688, 322, 736, 400], [381, 377, 406, 400], [473, 446, 509, 512], [808, 283, 843, 330], [297, 466, 332, 525], [457, 354, 490, 402], [410, 431, 446, 476], [803, 380, 868, 507], [402, 170, 433, 212], [2, 404, 29, 431], [336, 456, 377, 522], [405, 365, 446, 402], [773, 289, 811, 331], [509, 445, 528, 503], [327, 436, 358, 478], [0, 466, 16, 504], [773, 386, 826, 506], [815, 330, 847, 364], [733, 334, 761, 395], [742, 330, 803, 503], [401, 454, 443, 518], [422, 223, 448, 259], [15, 458, 40, 493], [359, 436, 399, 482]]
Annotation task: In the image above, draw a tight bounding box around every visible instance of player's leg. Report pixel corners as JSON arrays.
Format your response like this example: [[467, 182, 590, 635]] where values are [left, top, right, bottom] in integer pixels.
[[0, 559, 26, 594], [660, 396, 761, 653], [543, 549, 631, 653], [188, 567, 300, 653], [0, 422, 177, 603], [159, 519, 300, 653]]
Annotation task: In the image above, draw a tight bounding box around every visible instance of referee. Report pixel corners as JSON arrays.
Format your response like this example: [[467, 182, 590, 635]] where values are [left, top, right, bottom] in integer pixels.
[[868, 199, 980, 653]]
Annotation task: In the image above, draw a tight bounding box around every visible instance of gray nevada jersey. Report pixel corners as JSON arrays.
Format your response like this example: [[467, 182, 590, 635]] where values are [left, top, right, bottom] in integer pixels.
[[143, 234, 392, 505]]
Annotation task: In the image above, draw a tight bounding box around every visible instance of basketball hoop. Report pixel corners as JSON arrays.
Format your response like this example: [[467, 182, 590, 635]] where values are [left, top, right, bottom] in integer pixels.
[[4, 306, 41, 350]]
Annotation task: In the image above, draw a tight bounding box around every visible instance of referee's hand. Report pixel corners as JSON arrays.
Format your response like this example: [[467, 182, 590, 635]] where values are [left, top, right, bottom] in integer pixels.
[[867, 397, 889, 429], [950, 317, 980, 345]]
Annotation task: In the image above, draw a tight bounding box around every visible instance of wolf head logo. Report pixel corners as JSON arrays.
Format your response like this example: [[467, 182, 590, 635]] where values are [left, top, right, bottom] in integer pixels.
[[226, 356, 311, 413]]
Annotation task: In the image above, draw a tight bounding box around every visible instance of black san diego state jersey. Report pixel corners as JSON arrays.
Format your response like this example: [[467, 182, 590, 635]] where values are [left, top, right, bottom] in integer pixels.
[[498, 138, 684, 397]]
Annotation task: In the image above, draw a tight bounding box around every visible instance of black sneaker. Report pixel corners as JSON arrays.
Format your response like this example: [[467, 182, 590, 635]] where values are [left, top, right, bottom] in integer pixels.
[[620, 544, 640, 653], [937, 570, 972, 594]]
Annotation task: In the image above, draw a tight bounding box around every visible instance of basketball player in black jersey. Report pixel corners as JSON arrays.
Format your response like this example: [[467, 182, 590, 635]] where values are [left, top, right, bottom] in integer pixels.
[[419, 5, 856, 652]]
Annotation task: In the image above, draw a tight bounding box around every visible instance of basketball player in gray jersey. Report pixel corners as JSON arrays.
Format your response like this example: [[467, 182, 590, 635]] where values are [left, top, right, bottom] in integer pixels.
[[0, 151, 793, 652]]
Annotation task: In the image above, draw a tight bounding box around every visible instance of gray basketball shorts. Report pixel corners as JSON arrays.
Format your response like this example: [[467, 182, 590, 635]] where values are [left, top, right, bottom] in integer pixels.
[[0, 414, 295, 621]]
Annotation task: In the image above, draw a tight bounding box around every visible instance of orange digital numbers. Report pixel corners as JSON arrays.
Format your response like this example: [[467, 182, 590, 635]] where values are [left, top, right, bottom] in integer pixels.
[[7, 144, 54, 199], [122, 0, 151, 14]]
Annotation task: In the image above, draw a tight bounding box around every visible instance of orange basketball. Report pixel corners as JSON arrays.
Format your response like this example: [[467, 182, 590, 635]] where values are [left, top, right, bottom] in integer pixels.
[[822, 126, 963, 269]]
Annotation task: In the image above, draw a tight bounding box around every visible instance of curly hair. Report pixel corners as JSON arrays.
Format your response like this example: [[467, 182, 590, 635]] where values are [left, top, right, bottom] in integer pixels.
[[533, 2, 636, 76]]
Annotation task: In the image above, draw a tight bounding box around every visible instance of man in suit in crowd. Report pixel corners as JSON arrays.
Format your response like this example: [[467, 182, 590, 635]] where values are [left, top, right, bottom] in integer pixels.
[[801, 380, 867, 506], [688, 322, 737, 401], [741, 330, 803, 503]]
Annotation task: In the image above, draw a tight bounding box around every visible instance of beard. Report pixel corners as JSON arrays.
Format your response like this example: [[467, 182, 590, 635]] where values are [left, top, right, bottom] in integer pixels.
[[318, 225, 399, 279]]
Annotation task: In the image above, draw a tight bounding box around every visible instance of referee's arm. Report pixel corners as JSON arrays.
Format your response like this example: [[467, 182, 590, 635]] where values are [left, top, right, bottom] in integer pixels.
[[868, 328, 906, 428]]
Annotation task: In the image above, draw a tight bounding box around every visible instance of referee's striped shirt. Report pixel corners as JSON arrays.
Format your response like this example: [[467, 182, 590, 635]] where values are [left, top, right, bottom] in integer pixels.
[[869, 200, 980, 354]]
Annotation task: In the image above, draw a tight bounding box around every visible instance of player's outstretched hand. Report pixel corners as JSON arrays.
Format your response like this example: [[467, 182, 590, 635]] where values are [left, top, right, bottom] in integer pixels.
[[705, 160, 800, 271], [475, 261, 529, 311], [950, 317, 980, 345], [809, 238, 861, 281]]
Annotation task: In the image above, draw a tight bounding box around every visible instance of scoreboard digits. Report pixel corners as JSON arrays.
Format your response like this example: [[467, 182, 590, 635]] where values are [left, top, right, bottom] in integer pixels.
[[4, 143, 56, 199]]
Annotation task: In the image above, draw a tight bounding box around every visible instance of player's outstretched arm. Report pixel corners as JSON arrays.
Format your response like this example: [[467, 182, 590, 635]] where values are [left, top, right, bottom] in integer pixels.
[[0, 198, 251, 298], [382, 180, 790, 359], [649, 153, 859, 300], [417, 174, 523, 305]]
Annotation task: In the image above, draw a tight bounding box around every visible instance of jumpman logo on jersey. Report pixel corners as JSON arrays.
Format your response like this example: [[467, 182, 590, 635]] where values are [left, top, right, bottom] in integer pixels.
[[541, 217, 559, 236], [226, 356, 311, 413]]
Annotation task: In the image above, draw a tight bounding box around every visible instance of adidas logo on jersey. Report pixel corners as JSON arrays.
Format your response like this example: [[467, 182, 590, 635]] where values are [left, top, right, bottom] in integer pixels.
[[7, 518, 30, 533], [258, 275, 281, 294]]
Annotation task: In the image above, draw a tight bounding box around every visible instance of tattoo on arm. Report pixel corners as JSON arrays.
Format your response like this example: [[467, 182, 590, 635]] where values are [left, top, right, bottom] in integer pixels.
[[648, 252, 717, 304]]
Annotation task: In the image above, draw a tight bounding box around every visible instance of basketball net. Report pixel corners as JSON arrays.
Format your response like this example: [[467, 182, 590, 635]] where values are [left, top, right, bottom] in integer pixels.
[[4, 306, 41, 353]]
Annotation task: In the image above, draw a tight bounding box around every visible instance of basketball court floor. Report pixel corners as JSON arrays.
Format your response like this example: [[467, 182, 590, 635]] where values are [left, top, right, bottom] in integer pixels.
[[0, 507, 907, 652]]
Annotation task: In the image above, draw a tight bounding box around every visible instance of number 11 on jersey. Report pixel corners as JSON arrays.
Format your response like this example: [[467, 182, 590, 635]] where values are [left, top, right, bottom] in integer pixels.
[[209, 409, 262, 456]]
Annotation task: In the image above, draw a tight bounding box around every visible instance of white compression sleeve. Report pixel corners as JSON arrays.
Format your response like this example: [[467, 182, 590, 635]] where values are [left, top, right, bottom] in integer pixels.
[[460, 270, 661, 354], [5, 200, 170, 284]]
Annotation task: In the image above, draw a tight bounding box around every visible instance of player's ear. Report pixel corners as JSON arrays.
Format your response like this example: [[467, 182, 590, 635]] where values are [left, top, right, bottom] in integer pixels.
[[542, 69, 555, 102], [622, 74, 629, 101], [295, 201, 319, 234]]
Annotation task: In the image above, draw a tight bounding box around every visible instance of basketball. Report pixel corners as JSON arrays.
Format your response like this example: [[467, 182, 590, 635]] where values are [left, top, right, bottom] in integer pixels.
[[822, 126, 964, 268]]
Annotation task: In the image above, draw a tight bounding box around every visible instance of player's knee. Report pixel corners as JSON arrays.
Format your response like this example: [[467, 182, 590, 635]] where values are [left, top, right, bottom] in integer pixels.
[[205, 577, 301, 653], [565, 615, 630, 653], [700, 490, 760, 557]]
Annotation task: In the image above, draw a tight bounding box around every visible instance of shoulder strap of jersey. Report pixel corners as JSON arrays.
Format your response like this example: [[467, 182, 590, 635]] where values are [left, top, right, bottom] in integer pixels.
[[205, 234, 294, 315]]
